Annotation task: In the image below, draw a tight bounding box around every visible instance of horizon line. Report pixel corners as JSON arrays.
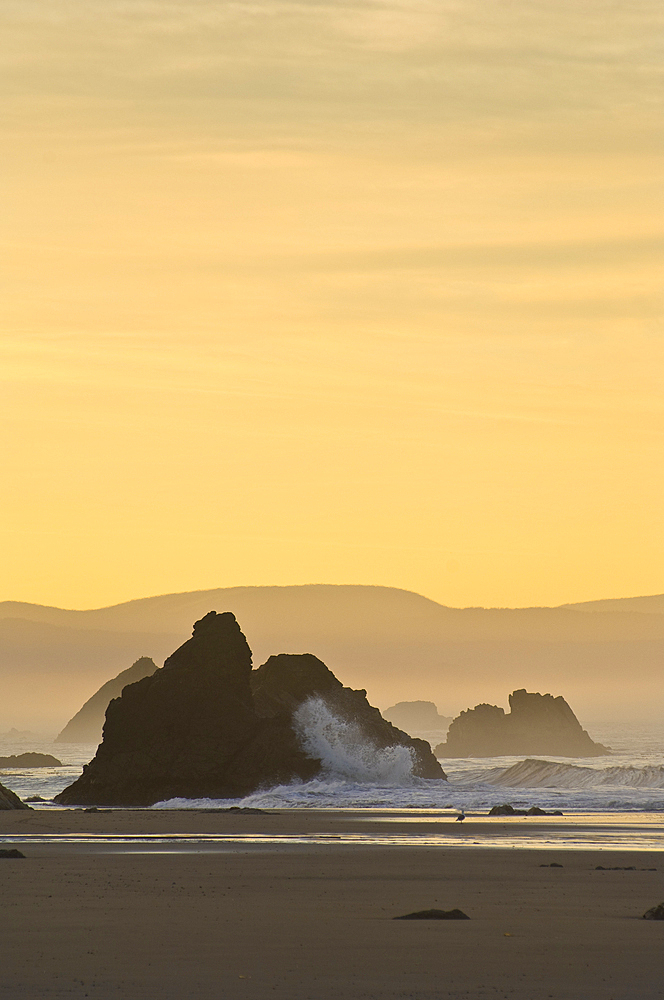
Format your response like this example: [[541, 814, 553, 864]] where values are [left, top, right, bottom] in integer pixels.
[[1, 582, 663, 616]]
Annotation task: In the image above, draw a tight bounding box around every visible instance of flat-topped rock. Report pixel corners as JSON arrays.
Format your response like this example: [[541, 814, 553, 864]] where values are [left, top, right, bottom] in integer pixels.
[[0, 753, 61, 767], [383, 701, 452, 734]]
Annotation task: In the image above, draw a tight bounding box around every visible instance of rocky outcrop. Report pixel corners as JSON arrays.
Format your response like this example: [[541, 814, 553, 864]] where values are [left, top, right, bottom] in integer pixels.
[[435, 689, 609, 758], [56, 656, 158, 744], [252, 654, 443, 779], [0, 781, 31, 810], [488, 803, 563, 816], [55, 612, 445, 806], [383, 701, 452, 734], [0, 753, 61, 767]]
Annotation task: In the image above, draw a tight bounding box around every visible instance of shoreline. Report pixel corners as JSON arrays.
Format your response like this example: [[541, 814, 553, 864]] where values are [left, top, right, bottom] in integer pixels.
[[2, 808, 664, 853], [2, 810, 664, 998], [2, 834, 663, 999]]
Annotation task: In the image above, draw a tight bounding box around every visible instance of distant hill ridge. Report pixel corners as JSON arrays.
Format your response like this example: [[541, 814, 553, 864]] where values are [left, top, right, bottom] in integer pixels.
[[2, 585, 664, 730], [3, 585, 664, 640]]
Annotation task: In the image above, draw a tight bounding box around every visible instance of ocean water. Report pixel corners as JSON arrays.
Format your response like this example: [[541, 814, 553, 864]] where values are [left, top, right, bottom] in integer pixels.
[[2, 708, 664, 815]]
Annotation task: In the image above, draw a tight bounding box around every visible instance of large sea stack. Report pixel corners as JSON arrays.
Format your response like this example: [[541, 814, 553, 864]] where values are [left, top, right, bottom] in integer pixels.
[[55, 611, 445, 806], [435, 689, 609, 758]]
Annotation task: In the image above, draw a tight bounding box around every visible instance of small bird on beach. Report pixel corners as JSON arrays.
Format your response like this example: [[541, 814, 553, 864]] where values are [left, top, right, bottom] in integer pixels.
[[456, 811, 466, 822]]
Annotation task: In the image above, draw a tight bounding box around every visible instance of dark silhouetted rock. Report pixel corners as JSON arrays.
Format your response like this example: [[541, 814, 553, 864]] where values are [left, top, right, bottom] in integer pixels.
[[395, 908, 469, 920], [0, 753, 61, 767], [489, 803, 523, 816], [490, 803, 562, 817], [55, 613, 260, 806], [0, 782, 31, 810], [251, 652, 343, 716], [0, 849, 26, 858], [56, 657, 158, 744], [383, 701, 452, 734], [643, 902, 664, 920], [252, 654, 445, 780], [55, 612, 446, 807], [435, 689, 609, 758]]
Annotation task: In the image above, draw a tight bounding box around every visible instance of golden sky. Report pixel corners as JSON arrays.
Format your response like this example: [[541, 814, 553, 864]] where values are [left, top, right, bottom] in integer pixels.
[[2, 0, 663, 610]]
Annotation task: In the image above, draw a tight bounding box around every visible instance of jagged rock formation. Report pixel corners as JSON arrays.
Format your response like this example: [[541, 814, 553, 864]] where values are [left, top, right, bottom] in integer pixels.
[[0, 753, 61, 767], [55, 612, 445, 806], [435, 689, 609, 758], [253, 653, 442, 777], [0, 781, 31, 810], [56, 657, 158, 744], [383, 701, 452, 734]]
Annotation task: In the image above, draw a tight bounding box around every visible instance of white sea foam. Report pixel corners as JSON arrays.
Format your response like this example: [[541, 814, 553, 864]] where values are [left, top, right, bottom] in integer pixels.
[[293, 697, 417, 785], [3, 720, 664, 814]]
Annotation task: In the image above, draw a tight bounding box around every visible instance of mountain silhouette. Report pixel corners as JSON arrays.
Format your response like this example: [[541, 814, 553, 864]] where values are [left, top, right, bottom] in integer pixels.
[[2, 585, 664, 731]]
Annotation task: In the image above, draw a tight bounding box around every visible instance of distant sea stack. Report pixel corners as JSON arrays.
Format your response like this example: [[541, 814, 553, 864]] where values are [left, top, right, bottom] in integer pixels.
[[56, 657, 158, 744], [435, 689, 609, 758], [383, 701, 452, 734], [55, 612, 445, 806], [0, 753, 61, 767], [0, 781, 31, 810]]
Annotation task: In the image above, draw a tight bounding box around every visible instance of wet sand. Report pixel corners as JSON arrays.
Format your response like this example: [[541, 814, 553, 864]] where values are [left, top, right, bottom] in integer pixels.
[[1, 810, 663, 999]]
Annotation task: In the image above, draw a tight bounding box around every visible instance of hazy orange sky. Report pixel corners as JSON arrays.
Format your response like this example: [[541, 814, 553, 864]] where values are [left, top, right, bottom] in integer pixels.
[[2, 0, 663, 610]]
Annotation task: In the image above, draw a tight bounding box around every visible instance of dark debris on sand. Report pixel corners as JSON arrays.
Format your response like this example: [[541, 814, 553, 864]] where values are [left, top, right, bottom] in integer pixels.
[[596, 865, 657, 871], [395, 908, 470, 920]]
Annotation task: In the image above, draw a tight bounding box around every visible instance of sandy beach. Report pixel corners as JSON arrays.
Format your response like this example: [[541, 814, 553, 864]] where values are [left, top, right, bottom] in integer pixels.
[[1, 809, 663, 999]]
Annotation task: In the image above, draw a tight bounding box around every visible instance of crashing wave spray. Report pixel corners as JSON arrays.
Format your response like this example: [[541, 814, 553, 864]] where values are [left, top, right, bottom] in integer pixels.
[[294, 697, 416, 785]]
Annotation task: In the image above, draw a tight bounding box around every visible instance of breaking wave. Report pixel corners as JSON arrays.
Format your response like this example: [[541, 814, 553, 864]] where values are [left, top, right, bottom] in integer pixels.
[[293, 697, 417, 785], [5, 721, 664, 813], [155, 698, 445, 809], [489, 758, 664, 790]]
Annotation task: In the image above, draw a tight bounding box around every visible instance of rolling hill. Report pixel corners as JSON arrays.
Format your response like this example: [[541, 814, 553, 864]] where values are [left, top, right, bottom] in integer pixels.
[[1, 585, 663, 732]]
